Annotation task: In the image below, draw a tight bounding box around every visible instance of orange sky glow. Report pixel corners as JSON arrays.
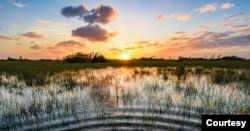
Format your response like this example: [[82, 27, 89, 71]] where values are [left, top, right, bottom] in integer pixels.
[[0, 0, 250, 60]]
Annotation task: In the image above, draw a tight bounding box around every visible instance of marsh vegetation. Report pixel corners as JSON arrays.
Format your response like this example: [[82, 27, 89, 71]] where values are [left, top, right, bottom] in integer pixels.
[[0, 60, 250, 130]]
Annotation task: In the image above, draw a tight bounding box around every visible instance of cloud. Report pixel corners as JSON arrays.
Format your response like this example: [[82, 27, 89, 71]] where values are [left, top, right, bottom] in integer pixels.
[[225, 11, 250, 20], [146, 43, 162, 48], [62, 4, 116, 25], [110, 48, 125, 54], [0, 27, 2, 30], [165, 14, 176, 18], [177, 14, 190, 21], [110, 46, 144, 54], [223, 24, 250, 33], [226, 15, 236, 20], [203, 32, 230, 40], [240, 17, 250, 23], [196, 24, 215, 30], [196, 3, 217, 14], [30, 44, 43, 50], [62, 4, 117, 42], [72, 24, 116, 42], [84, 5, 116, 24], [174, 31, 186, 35], [124, 46, 143, 51], [19, 31, 45, 39], [134, 40, 162, 47], [220, 3, 234, 9], [47, 46, 56, 50], [110, 48, 123, 52], [133, 40, 162, 49], [168, 31, 190, 42], [157, 14, 191, 21], [61, 4, 89, 18], [12, 1, 25, 8], [36, 19, 50, 24], [46, 40, 85, 53], [166, 30, 250, 51], [134, 41, 150, 45], [157, 30, 250, 59], [34, 19, 70, 30], [56, 40, 84, 47], [46, 47, 65, 54], [0, 35, 13, 40], [227, 34, 250, 46], [157, 14, 163, 20]]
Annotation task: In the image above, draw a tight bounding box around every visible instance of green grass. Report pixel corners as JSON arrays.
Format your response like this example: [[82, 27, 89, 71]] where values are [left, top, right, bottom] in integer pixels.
[[1, 59, 250, 86], [1, 59, 250, 72]]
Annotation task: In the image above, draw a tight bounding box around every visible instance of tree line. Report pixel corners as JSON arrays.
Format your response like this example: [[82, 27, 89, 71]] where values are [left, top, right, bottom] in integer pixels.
[[63, 52, 107, 63], [2, 54, 248, 62], [177, 55, 246, 61]]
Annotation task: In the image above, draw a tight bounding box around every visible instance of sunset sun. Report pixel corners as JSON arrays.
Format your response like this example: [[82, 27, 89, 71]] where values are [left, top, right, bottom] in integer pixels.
[[120, 53, 131, 60]]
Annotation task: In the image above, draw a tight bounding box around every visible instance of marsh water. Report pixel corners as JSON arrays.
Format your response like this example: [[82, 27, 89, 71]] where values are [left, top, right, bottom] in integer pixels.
[[0, 67, 249, 130]]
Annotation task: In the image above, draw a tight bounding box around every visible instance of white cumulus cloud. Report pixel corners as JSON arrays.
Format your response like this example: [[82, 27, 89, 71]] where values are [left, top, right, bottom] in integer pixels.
[[196, 4, 217, 14], [221, 3, 234, 9]]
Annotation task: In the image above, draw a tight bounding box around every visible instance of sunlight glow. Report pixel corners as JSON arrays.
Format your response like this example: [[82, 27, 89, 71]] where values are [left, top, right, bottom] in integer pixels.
[[120, 53, 131, 60]]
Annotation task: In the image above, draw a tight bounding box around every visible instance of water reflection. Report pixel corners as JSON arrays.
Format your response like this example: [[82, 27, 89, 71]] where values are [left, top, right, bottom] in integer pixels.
[[0, 67, 249, 130]]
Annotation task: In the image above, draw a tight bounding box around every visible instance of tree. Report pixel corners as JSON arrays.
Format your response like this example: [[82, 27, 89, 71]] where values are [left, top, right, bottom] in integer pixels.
[[63, 52, 107, 63], [220, 55, 245, 61], [7, 57, 16, 61]]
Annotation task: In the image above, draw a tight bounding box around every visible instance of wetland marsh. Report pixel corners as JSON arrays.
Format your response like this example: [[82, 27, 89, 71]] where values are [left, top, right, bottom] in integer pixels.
[[0, 60, 249, 130]]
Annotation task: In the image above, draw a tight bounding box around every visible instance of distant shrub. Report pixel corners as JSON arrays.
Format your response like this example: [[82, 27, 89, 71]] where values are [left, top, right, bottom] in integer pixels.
[[63, 52, 107, 63], [7, 57, 18, 61], [219, 56, 245, 61], [177, 55, 245, 61]]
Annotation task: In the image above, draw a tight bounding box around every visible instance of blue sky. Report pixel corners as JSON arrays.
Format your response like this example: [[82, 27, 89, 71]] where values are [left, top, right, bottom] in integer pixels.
[[0, 0, 250, 59]]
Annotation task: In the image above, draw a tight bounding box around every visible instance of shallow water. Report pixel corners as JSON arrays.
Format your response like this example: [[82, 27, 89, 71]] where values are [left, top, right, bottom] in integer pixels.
[[0, 67, 249, 130]]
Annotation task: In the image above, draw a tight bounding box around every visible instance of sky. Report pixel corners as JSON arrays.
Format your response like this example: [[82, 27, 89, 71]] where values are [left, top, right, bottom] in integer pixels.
[[0, 0, 250, 60]]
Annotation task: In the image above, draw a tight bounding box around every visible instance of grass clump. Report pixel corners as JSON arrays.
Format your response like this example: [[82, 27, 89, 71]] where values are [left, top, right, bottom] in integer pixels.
[[175, 66, 186, 80], [211, 69, 236, 84], [184, 83, 197, 96]]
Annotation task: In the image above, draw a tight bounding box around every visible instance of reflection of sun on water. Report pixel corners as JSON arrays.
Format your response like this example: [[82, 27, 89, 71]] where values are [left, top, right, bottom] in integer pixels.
[[120, 53, 131, 60]]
